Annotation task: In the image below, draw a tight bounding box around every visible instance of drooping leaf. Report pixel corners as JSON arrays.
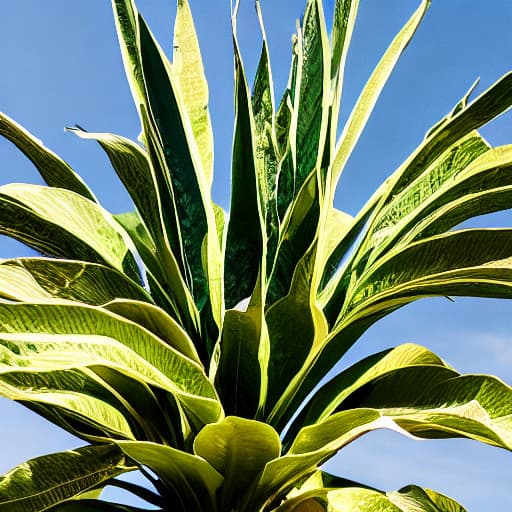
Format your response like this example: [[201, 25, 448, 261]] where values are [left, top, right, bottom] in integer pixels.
[[273, 485, 467, 512], [0, 372, 135, 442], [362, 132, 490, 266], [116, 441, 222, 512], [0, 258, 150, 306], [114, 211, 201, 341], [0, 112, 96, 201], [0, 445, 134, 512], [346, 229, 512, 317], [337, 367, 512, 450], [285, 343, 446, 445], [242, 410, 399, 511], [0, 184, 140, 282], [66, 129, 162, 244], [102, 299, 200, 363], [0, 302, 221, 428], [385, 72, 512, 201]]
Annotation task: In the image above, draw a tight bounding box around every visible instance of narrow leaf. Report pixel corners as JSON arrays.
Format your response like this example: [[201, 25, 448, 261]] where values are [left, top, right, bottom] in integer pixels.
[[0, 112, 96, 201]]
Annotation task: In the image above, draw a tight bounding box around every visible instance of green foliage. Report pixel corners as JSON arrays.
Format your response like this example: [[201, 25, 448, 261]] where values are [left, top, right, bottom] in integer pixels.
[[0, 0, 511, 510]]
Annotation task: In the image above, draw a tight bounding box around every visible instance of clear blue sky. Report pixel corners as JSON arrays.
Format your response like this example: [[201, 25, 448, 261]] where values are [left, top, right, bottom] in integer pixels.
[[0, 1, 511, 510]]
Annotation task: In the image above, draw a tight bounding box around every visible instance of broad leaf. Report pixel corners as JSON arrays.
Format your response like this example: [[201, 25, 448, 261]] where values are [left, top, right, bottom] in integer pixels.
[[103, 299, 200, 363], [194, 416, 280, 510], [116, 441, 222, 512], [0, 372, 135, 442], [274, 485, 467, 512], [0, 445, 134, 512], [285, 343, 446, 444], [242, 410, 400, 511], [0, 258, 150, 306], [0, 184, 140, 282], [0, 302, 221, 428]]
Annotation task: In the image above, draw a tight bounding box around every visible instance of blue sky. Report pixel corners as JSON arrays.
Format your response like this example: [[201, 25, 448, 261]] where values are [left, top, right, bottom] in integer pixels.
[[1, 1, 511, 510]]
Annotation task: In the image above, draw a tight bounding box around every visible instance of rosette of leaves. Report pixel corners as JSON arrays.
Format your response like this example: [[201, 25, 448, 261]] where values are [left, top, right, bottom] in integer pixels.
[[0, 0, 511, 510]]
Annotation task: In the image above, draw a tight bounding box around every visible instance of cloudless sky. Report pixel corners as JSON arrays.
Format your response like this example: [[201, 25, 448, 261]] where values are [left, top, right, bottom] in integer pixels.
[[1, 1, 511, 510]]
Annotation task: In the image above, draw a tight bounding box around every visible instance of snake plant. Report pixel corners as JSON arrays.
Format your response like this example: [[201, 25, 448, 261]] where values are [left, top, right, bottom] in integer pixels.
[[0, 0, 511, 510]]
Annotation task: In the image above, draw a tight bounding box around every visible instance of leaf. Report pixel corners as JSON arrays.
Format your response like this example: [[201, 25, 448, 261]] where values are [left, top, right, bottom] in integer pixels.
[[0, 369, 135, 441], [329, 0, 430, 187], [112, 0, 222, 331], [330, 0, 359, 87], [0, 112, 96, 201], [273, 485, 467, 512], [0, 302, 221, 428], [114, 211, 201, 341], [194, 416, 280, 510], [173, 0, 214, 185], [242, 410, 397, 511], [339, 367, 512, 449], [389, 485, 468, 512], [102, 299, 200, 363], [400, 144, 512, 242], [265, 243, 328, 426], [0, 445, 134, 512], [138, 15, 221, 317], [67, 129, 162, 245], [347, 229, 512, 317], [116, 441, 222, 512], [285, 343, 446, 445], [49, 500, 155, 512], [268, 171, 320, 305], [253, 1, 279, 274], [214, 308, 265, 418], [327, 0, 361, 166], [363, 132, 490, 266], [0, 184, 140, 282], [274, 488, 401, 512], [294, 0, 330, 189], [0, 258, 151, 306], [385, 73, 512, 202], [87, 366, 185, 447], [224, 10, 264, 309]]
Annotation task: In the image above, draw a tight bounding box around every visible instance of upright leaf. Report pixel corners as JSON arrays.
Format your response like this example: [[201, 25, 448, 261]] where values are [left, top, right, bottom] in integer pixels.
[[224, 11, 264, 309], [194, 416, 280, 510], [173, 0, 214, 185], [117, 441, 222, 512], [329, 0, 430, 189]]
